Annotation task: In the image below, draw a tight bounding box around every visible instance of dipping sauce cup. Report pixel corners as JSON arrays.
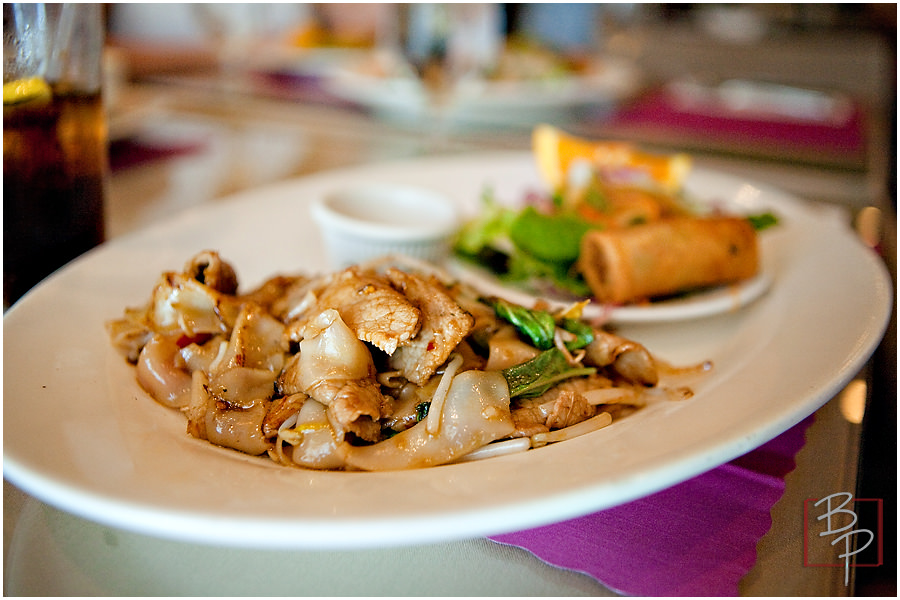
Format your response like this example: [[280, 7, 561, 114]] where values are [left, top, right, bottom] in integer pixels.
[[4, 3, 107, 307], [312, 183, 460, 269]]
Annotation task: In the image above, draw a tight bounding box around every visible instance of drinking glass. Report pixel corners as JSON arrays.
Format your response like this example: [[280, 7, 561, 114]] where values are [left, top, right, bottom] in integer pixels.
[[191, 3, 259, 86], [379, 4, 502, 128], [3, 3, 107, 307], [191, 3, 307, 94]]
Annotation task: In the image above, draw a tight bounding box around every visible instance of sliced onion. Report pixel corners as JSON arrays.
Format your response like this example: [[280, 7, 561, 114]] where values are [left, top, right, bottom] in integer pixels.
[[425, 353, 464, 435]]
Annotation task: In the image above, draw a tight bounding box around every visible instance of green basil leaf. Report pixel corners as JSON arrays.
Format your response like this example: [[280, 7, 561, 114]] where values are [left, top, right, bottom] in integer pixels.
[[501, 348, 596, 398], [490, 297, 556, 350], [560, 317, 594, 350]]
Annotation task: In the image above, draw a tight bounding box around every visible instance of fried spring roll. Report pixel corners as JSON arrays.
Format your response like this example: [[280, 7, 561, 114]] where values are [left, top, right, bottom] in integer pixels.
[[577, 217, 759, 305]]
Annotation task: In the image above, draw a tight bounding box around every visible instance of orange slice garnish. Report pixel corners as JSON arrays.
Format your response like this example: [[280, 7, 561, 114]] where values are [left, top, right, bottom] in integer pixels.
[[532, 124, 691, 192]]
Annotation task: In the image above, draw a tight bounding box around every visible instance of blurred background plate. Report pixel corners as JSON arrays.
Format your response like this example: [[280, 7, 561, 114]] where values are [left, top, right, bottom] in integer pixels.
[[322, 55, 641, 128]]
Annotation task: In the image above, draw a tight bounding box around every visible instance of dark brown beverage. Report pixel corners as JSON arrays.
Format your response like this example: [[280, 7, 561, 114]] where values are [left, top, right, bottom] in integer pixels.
[[3, 89, 107, 306]]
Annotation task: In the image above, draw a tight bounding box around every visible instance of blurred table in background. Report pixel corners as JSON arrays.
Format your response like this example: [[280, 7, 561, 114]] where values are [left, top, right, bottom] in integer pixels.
[[101, 12, 894, 227]]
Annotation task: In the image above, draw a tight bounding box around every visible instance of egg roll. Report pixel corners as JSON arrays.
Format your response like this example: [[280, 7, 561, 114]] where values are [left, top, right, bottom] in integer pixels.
[[577, 216, 759, 305]]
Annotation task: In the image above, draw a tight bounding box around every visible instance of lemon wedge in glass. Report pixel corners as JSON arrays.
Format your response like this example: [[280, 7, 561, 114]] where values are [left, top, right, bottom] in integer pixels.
[[3, 76, 52, 105]]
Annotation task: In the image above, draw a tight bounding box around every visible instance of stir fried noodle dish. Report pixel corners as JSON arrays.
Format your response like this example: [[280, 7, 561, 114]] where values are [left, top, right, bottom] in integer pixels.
[[107, 251, 708, 471]]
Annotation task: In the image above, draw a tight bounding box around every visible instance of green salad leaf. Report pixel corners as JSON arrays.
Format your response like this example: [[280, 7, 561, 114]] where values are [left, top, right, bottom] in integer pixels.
[[509, 206, 593, 263], [454, 190, 517, 257], [746, 212, 779, 231], [505, 251, 593, 297], [453, 189, 595, 297]]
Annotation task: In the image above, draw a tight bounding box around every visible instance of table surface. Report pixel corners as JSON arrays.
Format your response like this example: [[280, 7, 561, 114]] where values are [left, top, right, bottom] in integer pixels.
[[4, 32, 895, 595]]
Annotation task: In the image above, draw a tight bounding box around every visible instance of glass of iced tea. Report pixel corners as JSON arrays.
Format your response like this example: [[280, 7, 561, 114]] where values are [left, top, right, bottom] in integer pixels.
[[3, 3, 107, 307]]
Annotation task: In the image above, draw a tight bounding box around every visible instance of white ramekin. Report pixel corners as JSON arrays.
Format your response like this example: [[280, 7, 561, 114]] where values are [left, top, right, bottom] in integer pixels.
[[311, 183, 461, 269]]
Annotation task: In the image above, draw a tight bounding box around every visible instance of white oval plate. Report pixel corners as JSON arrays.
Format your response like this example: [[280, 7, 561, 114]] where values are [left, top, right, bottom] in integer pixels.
[[3, 152, 892, 549]]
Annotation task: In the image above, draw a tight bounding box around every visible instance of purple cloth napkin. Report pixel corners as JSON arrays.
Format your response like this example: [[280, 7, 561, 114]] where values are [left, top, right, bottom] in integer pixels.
[[490, 416, 815, 596], [589, 87, 866, 169]]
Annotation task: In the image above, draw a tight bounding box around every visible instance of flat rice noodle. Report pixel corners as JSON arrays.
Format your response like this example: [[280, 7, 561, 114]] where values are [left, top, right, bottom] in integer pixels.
[[205, 399, 272, 456], [296, 309, 375, 404], [291, 399, 346, 470], [136, 335, 192, 408], [340, 370, 513, 471], [208, 367, 277, 407], [221, 303, 286, 372], [149, 273, 239, 336]]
